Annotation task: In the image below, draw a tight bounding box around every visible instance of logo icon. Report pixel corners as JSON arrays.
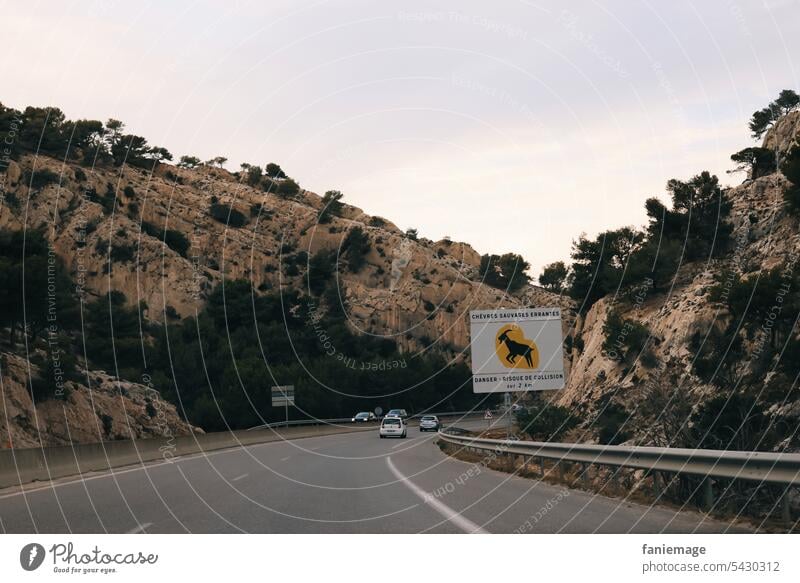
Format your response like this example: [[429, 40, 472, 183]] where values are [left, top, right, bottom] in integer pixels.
[[495, 324, 539, 369], [19, 543, 46, 571]]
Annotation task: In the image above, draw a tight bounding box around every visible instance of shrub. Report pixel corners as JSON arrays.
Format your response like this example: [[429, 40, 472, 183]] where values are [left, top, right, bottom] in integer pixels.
[[593, 398, 631, 445], [306, 249, 336, 295], [24, 168, 60, 189], [781, 142, 800, 214], [602, 310, 652, 365], [265, 162, 286, 179], [318, 190, 343, 223], [730, 147, 776, 178], [178, 155, 200, 168], [164, 229, 190, 257], [516, 403, 577, 441], [276, 178, 300, 198], [342, 226, 371, 272], [123, 185, 136, 198], [538, 261, 567, 291], [110, 243, 135, 262], [479, 253, 531, 292], [209, 202, 247, 227]]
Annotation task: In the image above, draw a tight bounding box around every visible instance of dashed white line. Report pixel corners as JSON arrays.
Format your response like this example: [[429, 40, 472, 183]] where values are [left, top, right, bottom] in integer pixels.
[[280, 456, 291, 462], [231, 474, 248, 482], [386, 457, 487, 534], [126, 522, 153, 534]]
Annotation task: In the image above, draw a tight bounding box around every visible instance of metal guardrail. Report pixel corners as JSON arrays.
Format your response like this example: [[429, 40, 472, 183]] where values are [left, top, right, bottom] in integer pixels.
[[437, 430, 800, 486], [248, 410, 484, 430], [439, 428, 800, 523]]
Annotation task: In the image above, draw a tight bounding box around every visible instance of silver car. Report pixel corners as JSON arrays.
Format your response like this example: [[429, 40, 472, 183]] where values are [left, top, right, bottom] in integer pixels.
[[419, 415, 440, 432]]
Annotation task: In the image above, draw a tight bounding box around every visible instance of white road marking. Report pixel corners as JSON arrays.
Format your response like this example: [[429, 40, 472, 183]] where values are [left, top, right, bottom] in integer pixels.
[[126, 522, 152, 534], [280, 456, 291, 462], [386, 457, 487, 534], [231, 474, 248, 482], [391, 437, 414, 449]]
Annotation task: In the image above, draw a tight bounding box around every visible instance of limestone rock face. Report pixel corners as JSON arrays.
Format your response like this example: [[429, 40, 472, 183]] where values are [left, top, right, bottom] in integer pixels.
[[557, 124, 800, 447], [0, 352, 195, 449], [0, 154, 573, 358], [0, 153, 576, 445], [763, 110, 800, 158]]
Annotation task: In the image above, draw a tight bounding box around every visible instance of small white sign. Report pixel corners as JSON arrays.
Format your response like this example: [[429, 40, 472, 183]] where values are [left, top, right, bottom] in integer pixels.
[[469, 308, 565, 393], [271, 385, 295, 406]]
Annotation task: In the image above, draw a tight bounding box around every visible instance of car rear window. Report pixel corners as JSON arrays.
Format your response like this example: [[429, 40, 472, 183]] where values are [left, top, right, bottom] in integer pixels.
[[383, 419, 400, 426], [422, 416, 435, 421]]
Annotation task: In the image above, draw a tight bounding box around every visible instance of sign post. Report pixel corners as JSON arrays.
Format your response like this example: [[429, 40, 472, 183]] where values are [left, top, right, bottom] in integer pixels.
[[469, 308, 565, 437], [271, 385, 295, 425]]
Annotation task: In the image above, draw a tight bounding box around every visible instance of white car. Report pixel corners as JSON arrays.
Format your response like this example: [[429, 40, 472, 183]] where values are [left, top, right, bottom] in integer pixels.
[[379, 416, 407, 438], [419, 415, 440, 432]]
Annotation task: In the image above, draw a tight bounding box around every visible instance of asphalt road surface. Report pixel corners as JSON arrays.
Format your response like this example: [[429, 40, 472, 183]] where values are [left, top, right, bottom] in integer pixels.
[[0, 420, 750, 533]]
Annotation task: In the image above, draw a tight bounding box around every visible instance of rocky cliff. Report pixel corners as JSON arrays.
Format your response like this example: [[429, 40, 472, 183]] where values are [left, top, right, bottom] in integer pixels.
[[557, 114, 800, 449], [0, 145, 571, 445], [0, 153, 572, 355], [0, 352, 195, 448]]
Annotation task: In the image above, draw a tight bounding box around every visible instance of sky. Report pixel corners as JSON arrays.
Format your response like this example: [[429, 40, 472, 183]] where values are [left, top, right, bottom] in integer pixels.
[[2, 0, 799, 276]]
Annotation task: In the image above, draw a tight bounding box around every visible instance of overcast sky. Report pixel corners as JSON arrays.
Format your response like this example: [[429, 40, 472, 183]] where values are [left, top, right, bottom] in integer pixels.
[[3, 0, 799, 275]]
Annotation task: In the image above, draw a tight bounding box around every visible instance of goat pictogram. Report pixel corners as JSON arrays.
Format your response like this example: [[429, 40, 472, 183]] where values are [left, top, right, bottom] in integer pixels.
[[494, 324, 539, 369]]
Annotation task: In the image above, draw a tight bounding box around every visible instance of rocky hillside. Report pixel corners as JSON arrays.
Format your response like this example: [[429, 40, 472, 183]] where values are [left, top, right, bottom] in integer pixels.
[[0, 136, 571, 445], [0, 152, 572, 356], [558, 113, 800, 450], [0, 352, 195, 448]]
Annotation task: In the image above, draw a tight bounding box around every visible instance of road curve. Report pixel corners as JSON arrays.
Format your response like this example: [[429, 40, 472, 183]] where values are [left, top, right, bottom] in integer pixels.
[[0, 421, 749, 533]]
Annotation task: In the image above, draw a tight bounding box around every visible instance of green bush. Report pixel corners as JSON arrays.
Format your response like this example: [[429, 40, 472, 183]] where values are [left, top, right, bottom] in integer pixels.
[[276, 178, 300, 198], [110, 243, 135, 262], [516, 403, 577, 441], [306, 249, 336, 295], [479, 253, 531, 292], [164, 229, 190, 257], [602, 310, 653, 366], [209, 202, 247, 227], [318, 190, 343, 223], [24, 168, 60, 189], [342, 226, 371, 272], [593, 398, 631, 445]]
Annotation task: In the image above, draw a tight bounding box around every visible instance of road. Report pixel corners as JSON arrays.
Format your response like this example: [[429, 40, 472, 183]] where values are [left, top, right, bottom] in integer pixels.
[[0, 420, 749, 533]]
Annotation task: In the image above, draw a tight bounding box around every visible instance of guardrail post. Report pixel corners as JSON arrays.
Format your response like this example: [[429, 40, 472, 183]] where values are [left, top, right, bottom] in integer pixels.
[[538, 457, 545, 477], [782, 490, 791, 528], [703, 477, 714, 511]]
